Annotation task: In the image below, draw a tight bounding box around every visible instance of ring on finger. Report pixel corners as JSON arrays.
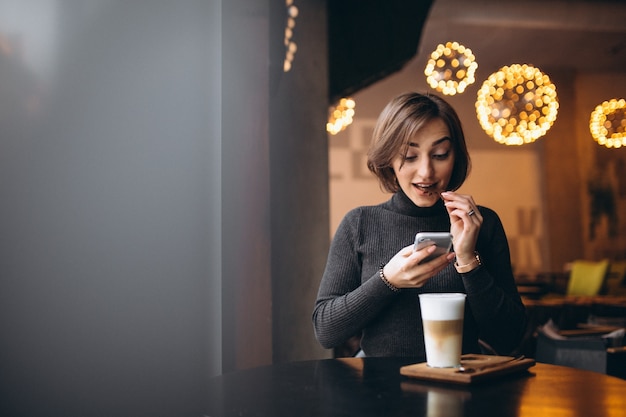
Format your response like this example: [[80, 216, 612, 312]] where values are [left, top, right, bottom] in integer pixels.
[[467, 209, 475, 217]]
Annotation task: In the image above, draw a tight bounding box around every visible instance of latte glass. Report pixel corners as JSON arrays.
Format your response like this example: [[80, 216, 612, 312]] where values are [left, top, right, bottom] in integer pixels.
[[418, 293, 466, 368]]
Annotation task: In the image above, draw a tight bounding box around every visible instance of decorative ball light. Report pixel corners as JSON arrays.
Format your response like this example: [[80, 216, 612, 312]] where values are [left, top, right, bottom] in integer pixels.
[[589, 98, 626, 148], [424, 41, 478, 96], [327, 98, 356, 135], [475, 64, 559, 145]]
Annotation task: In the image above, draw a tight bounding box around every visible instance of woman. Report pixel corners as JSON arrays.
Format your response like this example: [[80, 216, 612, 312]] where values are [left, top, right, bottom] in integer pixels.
[[312, 92, 527, 358]]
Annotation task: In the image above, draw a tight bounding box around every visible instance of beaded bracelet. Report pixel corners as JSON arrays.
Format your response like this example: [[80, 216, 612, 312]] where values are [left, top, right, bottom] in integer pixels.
[[379, 264, 400, 292]]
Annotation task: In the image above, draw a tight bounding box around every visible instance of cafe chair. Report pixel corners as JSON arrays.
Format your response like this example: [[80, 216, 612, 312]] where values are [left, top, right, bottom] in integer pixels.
[[605, 261, 626, 296], [565, 259, 610, 297], [535, 319, 626, 379]]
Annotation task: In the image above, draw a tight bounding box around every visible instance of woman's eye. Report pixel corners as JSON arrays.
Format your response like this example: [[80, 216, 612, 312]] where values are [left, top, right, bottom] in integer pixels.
[[404, 155, 417, 162], [432, 152, 450, 160]]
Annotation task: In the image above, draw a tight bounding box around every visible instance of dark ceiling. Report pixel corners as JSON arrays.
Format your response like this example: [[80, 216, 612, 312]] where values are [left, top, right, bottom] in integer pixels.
[[415, 0, 626, 75], [327, 0, 434, 103], [328, 0, 626, 103]]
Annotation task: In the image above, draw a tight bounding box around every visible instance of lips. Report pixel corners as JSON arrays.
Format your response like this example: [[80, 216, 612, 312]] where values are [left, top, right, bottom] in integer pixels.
[[415, 183, 440, 196], [415, 183, 436, 191]]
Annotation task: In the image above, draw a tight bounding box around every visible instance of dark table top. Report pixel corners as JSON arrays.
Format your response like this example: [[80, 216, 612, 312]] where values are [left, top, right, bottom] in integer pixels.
[[207, 357, 626, 417]]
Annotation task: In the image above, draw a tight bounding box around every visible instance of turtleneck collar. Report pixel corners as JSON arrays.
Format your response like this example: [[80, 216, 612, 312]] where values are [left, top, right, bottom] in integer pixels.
[[383, 189, 447, 217]]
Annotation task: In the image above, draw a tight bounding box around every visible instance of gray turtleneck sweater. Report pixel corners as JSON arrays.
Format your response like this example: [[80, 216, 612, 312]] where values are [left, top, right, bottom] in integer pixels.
[[312, 190, 528, 359]]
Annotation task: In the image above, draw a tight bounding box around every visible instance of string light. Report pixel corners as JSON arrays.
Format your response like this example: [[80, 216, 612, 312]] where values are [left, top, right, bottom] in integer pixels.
[[424, 41, 478, 95], [589, 98, 626, 148], [327, 98, 356, 135], [283, 0, 299, 72], [475, 64, 559, 145]]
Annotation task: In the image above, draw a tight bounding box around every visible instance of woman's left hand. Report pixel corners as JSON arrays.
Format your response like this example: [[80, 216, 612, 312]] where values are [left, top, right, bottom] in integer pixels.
[[440, 191, 482, 265]]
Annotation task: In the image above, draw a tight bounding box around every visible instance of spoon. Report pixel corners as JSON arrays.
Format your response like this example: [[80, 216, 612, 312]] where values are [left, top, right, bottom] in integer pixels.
[[456, 355, 525, 374]]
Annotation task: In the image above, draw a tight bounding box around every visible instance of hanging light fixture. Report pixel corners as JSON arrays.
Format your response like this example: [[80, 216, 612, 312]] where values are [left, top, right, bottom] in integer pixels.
[[475, 64, 559, 145], [424, 41, 478, 96], [589, 98, 626, 148], [327, 98, 355, 135]]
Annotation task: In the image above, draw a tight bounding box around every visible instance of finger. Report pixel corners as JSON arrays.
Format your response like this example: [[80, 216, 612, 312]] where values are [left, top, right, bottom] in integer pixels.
[[449, 207, 475, 223], [412, 244, 437, 263], [443, 200, 472, 219], [442, 192, 477, 213], [446, 198, 481, 223], [458, 211, 482, 231], [466, 206, 483, 223], [465, 208, 481, 222], [401, 244, 416, 256], [413, 250, 454, 270], [413, 253, 455, 287]]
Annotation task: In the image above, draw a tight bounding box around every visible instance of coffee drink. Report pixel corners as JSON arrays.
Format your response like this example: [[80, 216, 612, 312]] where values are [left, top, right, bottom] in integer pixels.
[[422, 319, 463, 367], [418, 293, 466, 367]]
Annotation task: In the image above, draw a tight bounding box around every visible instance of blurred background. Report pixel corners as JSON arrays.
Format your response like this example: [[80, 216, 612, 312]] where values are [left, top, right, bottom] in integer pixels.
[[0, 1, 624, 415]]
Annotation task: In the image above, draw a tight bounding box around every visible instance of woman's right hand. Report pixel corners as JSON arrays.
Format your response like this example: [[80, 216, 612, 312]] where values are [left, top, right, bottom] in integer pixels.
[[382, 244, 455, 288]]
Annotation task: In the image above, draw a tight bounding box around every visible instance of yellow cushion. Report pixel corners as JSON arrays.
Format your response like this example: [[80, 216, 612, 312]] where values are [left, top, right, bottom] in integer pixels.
[[566, 259, 610, 296]]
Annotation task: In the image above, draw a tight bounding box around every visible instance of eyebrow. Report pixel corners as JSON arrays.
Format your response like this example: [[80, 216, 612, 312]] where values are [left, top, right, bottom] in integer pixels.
[[408, 136, 452, 147]]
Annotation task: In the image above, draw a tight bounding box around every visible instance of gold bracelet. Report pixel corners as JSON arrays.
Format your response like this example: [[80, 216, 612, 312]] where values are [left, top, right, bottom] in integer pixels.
[[454, 252, 482, 273], [379, 264, 400, 292]]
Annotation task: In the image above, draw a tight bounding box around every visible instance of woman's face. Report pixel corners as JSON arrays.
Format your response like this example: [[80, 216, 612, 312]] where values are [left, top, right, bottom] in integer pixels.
[[392, 118, 455, 207]]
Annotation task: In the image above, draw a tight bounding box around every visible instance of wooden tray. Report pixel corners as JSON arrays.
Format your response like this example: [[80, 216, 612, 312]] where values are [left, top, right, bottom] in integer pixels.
[[400, 354, 535, 385]]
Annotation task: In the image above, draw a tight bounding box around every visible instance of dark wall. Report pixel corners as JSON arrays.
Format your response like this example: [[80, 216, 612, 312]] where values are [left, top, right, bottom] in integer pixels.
[[269, 0, 331, 364], [221, 0, 331, 370], [540, 70, 585, 270], [221, 0, 274, 372]]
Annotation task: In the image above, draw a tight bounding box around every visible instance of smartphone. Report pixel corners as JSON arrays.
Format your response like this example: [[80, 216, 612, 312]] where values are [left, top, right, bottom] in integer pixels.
[[414, 232, 453, 263]]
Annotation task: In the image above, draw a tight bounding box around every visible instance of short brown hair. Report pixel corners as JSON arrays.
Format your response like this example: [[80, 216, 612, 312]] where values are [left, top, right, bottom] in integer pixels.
[[366, 92, 471, 193]]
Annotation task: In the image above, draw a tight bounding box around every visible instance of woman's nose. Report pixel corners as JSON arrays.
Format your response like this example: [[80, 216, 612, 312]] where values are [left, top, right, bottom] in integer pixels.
[[416, 158, 434, 178]]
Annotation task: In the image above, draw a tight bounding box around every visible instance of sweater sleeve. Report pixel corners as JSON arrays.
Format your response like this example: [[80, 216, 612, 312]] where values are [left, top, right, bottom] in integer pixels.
[[461, 207, 528, 355], [312, 210, 400, 349]]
